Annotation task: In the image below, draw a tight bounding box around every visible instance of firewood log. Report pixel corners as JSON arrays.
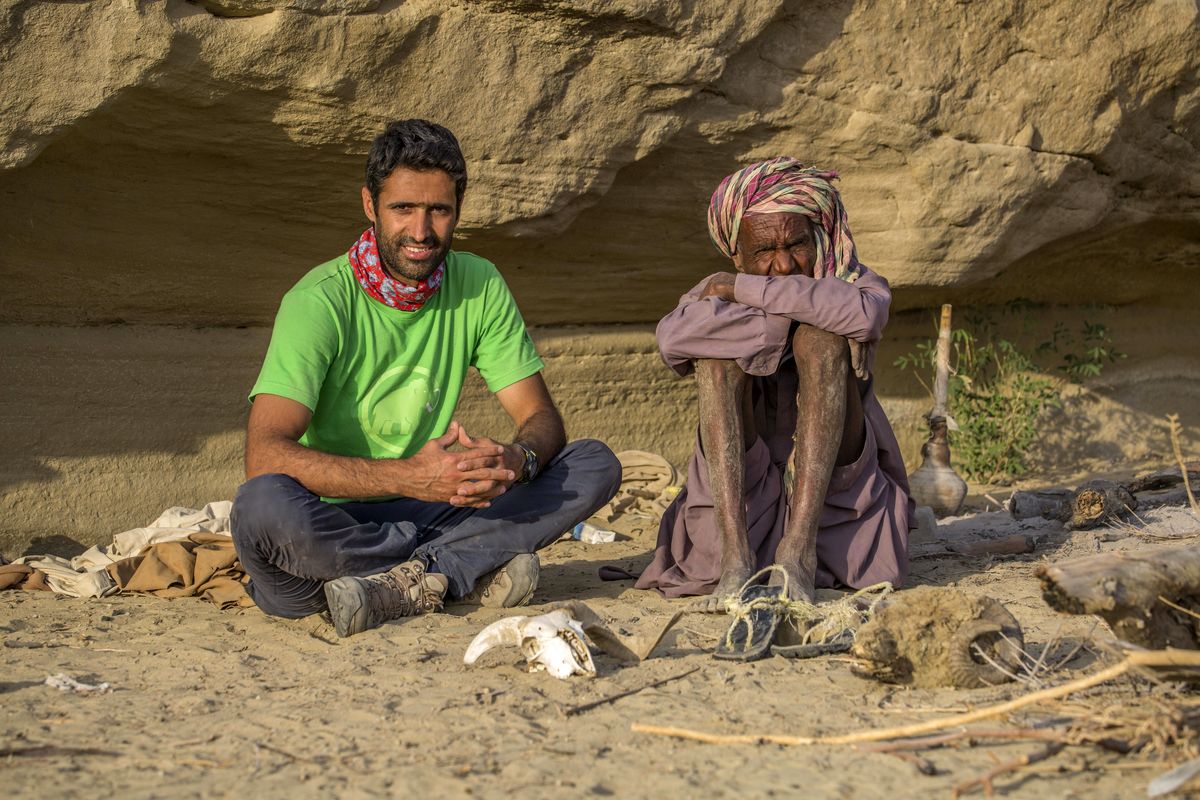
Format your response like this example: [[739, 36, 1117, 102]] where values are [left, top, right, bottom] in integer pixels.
[[1037, 545, 1200, 649], [1010, 480, 1136, 530]]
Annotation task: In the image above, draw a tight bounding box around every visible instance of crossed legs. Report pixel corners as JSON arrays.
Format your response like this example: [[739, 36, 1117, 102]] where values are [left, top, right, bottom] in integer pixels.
[[696, 324, 865, 611]]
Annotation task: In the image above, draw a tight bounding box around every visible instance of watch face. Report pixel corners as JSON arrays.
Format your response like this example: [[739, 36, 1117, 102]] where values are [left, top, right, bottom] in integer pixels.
[[521, 446, 538, 481]]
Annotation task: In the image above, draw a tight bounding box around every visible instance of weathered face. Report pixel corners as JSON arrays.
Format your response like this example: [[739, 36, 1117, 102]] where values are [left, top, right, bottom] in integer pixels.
[[731, 213, 818, 278], [361, 167, 458, 283]]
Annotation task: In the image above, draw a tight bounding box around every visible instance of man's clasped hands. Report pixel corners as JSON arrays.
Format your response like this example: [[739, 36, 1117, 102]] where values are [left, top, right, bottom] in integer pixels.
[[406, 421, 526, 508]]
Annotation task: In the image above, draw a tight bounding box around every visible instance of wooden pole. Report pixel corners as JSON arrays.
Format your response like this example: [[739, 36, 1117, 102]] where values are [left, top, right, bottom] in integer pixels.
[[932, 304, 952, 419]]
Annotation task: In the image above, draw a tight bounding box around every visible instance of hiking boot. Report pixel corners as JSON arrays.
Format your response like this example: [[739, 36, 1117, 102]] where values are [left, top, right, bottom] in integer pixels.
[[455, 553, 540, 608], [323, 559, 447, 638]]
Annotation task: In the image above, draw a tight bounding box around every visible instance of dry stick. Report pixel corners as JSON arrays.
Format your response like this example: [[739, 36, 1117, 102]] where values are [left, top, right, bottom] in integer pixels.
[[0, 744, 120, 758], [951, 741, 1066, 799], [558, 666, 700, 717], [170, 734, 221, 749], [855, 730, 973, 752], [679, 626, 719, 643], [932, 304, 953, 418], [1044, 621, 1099, 675], [1135, 528, 1200, 541], [971, 643, 1031, 688], [854, 728, 1067, 753], [1168, 413, 1200, 518], [1105, 761, 1169, 771], [254, 741, 323, 765], [1158, 595, 1200, 622], [1027, 619, 1065, 684], [630, 650, 1200, 747], [875, 706, 970, 715]]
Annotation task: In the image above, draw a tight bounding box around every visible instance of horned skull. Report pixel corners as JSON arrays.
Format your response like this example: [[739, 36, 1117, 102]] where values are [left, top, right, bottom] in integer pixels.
[[851, 586, 1025, 689], [464, 609, 597, 679]]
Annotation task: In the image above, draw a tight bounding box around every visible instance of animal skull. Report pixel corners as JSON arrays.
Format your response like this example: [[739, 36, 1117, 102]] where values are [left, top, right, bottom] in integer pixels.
[[464, 609, 596, 679], [851, 586, 1026, 689]]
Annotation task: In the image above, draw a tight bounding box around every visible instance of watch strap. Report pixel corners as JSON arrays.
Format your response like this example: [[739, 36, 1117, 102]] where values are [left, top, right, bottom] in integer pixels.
[[515, 443, 539, 483]]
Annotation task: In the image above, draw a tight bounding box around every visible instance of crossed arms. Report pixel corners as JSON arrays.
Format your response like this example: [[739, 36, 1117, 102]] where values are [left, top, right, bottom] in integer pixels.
[[245, 373, 565, 509], [658, 267, 892, 380]]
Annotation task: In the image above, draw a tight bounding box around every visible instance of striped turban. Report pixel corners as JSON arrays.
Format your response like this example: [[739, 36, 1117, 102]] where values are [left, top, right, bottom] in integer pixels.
[[707, 156, 860, 282]]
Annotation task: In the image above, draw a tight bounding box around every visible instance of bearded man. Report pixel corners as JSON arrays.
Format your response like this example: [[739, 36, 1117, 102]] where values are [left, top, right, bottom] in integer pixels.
[[231, 119, 620, 637], [637, 158, 914, 612]]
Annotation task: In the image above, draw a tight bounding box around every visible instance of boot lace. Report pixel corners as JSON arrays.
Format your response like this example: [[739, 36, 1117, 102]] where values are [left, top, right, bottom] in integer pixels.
[[364, 561, 444, 620]]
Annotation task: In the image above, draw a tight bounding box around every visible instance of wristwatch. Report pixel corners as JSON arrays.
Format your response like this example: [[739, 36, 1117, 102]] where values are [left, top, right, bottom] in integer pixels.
[[515, 443, 539, 483]]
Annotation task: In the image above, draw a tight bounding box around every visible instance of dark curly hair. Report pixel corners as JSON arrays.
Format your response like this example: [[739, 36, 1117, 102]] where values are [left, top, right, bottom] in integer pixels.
[[365, 119, 467, 210]]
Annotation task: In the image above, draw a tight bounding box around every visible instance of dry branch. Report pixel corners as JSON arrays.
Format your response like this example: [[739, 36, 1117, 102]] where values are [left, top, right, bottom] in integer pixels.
[[557, 666, 698, 717], [854, 728, 1066, 753], [1128, 463, 1200, 494], [1011, 460, 1200, 531], [630, 650, 1200, 747], [948, 534, 1037, 557], [1167, 415, 1200, 518], [951, 742, 1066, 798]]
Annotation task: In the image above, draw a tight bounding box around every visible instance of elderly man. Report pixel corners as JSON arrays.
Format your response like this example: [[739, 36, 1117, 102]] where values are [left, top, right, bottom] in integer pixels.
[[231, 119, 621, 637], [637, 158, 914, 612]]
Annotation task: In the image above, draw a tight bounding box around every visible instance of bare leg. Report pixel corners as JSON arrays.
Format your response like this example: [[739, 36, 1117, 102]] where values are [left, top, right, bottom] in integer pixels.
[[771, 325, 865, 602], [695, 358, 756, 613]]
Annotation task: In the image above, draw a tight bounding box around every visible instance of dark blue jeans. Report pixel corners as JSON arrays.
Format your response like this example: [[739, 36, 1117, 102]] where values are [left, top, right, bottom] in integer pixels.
[[230, 439, 621, 618]]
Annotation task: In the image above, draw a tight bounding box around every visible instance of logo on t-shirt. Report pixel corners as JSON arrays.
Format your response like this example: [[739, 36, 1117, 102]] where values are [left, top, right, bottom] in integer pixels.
[[358, 365, 443, 454]]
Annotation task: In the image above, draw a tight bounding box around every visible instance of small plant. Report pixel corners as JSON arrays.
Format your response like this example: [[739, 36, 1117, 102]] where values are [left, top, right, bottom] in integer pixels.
[[895, 309, 1123, 484], [1057, 321, 1125, 382]]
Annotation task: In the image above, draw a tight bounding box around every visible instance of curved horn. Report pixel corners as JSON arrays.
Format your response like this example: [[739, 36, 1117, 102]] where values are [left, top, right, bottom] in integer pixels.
[[979, 600, 1026, 669], [464, 616, 527, 664], [948, 620, 1013, 689]]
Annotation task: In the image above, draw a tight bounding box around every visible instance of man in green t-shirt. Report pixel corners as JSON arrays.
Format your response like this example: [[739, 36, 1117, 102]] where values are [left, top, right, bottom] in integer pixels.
[[231, 119, 621, 638]]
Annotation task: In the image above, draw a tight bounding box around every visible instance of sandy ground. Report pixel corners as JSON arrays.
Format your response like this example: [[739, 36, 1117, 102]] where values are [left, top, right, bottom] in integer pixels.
[[3, 504, 1199, 798]]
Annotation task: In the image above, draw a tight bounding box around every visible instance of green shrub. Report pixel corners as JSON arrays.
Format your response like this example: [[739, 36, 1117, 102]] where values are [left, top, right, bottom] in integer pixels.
[[894, 309, 1124, 484]]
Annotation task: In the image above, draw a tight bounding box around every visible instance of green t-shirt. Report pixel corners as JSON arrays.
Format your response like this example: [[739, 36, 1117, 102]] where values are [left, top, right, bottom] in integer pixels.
[[251, 250, 544, 466]]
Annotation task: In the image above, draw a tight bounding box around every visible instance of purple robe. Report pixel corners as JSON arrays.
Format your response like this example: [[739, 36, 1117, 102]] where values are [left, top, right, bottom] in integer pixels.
[[636, 266, 915, 597]]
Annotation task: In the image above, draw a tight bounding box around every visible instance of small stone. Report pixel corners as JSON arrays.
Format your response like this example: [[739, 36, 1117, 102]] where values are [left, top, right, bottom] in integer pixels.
[[909, 506, 939, 544]]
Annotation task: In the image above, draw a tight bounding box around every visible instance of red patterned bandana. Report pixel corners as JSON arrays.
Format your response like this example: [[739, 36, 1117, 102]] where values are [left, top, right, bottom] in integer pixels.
[[347, 227, 445, 311]]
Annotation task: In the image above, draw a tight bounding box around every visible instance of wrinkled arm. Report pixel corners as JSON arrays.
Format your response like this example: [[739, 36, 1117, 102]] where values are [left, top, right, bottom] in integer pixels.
[[733, 268, 892, 342]]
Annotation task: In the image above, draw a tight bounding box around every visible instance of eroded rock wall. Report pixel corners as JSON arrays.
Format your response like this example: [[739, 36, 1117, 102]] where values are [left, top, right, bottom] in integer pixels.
[[1, 0, 1197, 325]]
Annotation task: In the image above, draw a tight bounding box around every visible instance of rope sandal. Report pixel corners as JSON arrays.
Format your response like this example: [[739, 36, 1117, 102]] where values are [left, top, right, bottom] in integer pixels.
[[713, 565, 892, 661]]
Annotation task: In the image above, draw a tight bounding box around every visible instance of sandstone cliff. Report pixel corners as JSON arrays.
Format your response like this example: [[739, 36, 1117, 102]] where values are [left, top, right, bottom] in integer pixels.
[[1, 0, 1196, 325]]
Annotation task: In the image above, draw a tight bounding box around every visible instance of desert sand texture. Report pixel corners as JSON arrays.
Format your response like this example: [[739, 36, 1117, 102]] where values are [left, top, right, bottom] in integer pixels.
[[5, 503, 1200, 799], [3, 1, 1198, 326]]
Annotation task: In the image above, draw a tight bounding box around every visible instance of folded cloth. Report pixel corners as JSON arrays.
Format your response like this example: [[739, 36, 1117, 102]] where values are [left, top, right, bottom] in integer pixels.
[[2, 502, 252, 608], [106, 533, 252, 609], [593, 451, 679, 524], [10, 554, 117, 597], [0, 563, 51, 591], [72, 502, 233, 571]]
